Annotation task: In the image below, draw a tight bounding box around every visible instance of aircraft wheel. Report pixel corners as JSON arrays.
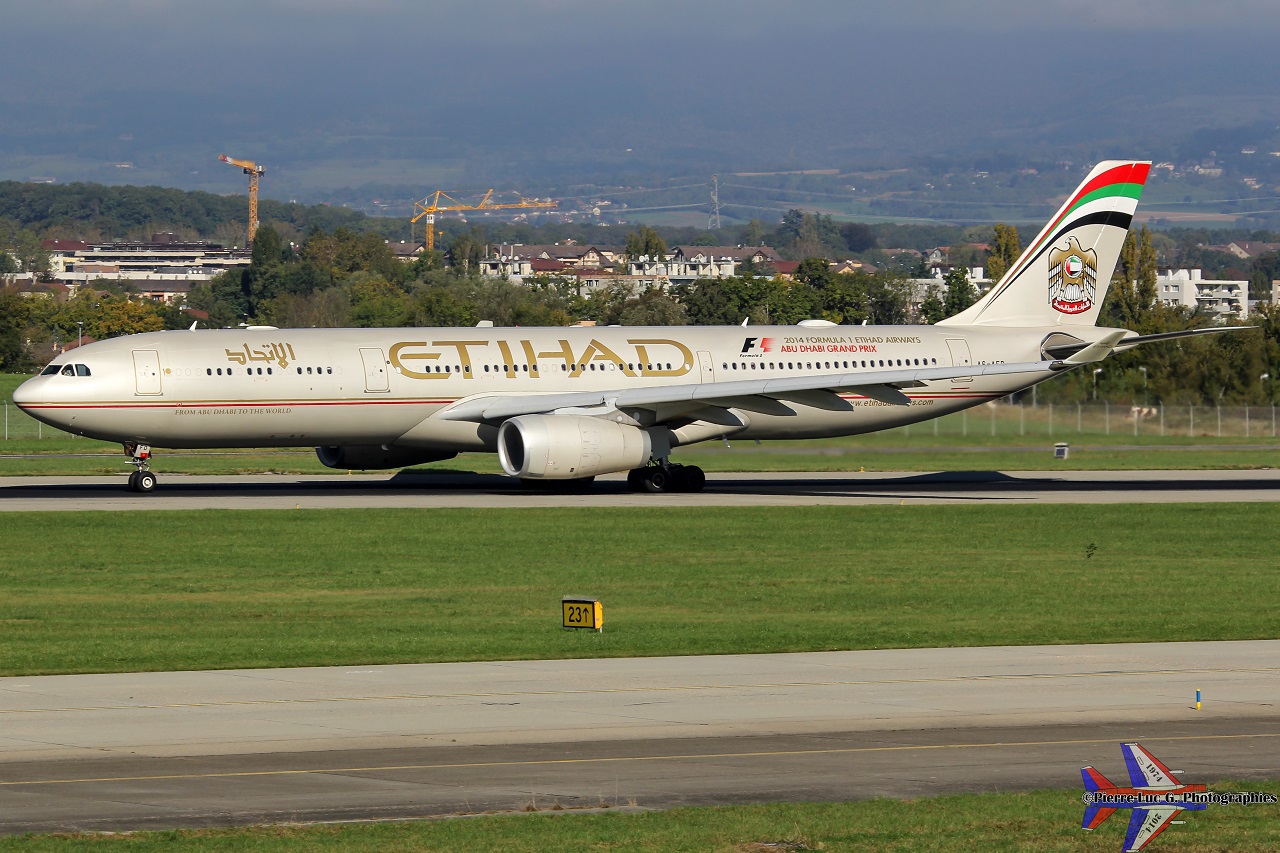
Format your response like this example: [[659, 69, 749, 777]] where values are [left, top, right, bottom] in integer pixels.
[[127, 471, 139, 491], [643, 468, 670, 493], [626, 468, 648, 492], [680, 465, 706, 493], [135, 471, 157, 493]]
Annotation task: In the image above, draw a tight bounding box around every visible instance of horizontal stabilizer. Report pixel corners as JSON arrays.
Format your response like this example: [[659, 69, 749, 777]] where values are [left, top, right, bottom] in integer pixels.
[[1045, 325, 1256, 359], [1082, 804, 1118, 831], [1065, 330, 1128, 364]]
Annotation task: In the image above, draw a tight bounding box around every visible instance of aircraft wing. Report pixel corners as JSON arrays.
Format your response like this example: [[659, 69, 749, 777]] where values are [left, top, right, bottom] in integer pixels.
[[1124, 806, 1183, 852], [437, 358, 1074, 424], [1123, 742, 1182, 787]]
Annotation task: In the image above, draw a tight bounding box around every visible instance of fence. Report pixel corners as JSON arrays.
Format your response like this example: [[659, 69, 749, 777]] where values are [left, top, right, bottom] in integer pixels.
[[1, 400, 65, 440], [898, 402, 1279, 439], [3, 399, 1278, 442]]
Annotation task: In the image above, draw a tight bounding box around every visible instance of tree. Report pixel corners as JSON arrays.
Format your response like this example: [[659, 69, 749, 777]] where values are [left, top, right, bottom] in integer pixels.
[[1103, 227, 1159, 331], [1248, 250, 1280, 302], [673, 278, 749, 325], [611, 290, 687, 326], [348, 276, 411, 327], [624, 227, 666, 261], [0, 287, 33, 372], [262, 289, 351, 328], [839, 222, 877, 253], [744, 219, 764, 247], [863, 274, 912, 324], [795, 257, 833, 289], [1135, 225, 1158, 311], [919, 285, 946, 324], [90, 299, 165, 338], [241, 224, 285, 315], [943, 267, 977, 317], [445, 231, 484, 274], [987, 223, 1020, 282]]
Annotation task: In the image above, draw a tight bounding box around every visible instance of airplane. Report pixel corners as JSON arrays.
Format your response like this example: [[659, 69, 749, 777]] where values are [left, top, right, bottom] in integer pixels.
[[1081, 742, 1208, 851], [11, 160, 1245, 494]]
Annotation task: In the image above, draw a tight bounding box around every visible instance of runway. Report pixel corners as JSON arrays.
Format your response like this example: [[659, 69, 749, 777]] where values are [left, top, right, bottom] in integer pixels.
[[1, 468, 1279, 510], [2, 642, 1278, 833]]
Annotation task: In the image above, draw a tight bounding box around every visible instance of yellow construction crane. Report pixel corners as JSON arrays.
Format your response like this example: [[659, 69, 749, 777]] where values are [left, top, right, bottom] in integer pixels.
[[218, 154, 265, 247], [410, 190, 557, 253]]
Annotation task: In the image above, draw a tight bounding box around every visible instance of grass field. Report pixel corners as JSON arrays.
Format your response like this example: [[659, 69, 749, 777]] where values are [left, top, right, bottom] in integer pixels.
[[5, 785, 1278, 851], [1, 505, 1277, 676]]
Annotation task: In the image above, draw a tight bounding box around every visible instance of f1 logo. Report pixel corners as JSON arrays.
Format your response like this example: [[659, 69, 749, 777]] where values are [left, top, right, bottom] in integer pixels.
[[741, 337, 776, 354]]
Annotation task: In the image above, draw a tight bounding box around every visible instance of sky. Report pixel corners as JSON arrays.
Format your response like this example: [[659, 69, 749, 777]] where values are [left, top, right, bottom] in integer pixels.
[[3, 1, 1280, 196]]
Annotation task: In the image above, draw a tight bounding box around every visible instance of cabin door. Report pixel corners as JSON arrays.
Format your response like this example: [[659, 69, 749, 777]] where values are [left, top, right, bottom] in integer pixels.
[[360, 347, 389, 392], [945, 338, 973, 389], [133, 350, 162, 395]]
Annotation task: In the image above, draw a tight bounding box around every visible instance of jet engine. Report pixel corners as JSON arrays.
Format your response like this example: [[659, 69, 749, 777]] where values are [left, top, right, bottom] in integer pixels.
[[498, 415, 652, 480], [315, 445, 457, 471]]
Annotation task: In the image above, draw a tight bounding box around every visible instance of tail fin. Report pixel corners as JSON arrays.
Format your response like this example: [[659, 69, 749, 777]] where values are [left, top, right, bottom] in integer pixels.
[[1082, 765, 1114, 792], [939, 160, 1151, 328]]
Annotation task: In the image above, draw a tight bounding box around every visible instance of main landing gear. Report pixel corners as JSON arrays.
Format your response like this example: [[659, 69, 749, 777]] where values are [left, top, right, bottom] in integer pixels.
[[626, 463, 705, 493], [124, 443, 157, 493]]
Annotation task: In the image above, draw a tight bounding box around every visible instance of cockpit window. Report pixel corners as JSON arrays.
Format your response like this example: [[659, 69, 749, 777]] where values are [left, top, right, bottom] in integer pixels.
[[41, 364, 62, 375], [61, 364, 75, 376], [75, 364, 91, 376]]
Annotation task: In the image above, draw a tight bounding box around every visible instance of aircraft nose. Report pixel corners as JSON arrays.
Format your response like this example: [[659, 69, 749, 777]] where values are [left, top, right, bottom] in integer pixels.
[[10, 375, 40, 408]]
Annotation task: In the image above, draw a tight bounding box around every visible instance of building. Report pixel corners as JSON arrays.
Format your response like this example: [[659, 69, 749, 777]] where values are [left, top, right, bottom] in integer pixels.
[[1225, 241, 1280, 260], [41, 234, 251, 299], [1157, 268, 1247, 318], [627, 246, 783, 284]]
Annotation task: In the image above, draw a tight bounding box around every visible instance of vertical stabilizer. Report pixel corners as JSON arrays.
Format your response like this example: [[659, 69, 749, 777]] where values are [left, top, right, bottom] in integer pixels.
[[939, 160, 1150, 328]]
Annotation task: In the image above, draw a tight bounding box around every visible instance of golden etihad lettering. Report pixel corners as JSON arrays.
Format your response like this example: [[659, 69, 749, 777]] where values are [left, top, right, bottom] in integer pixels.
[[388, 338, 693, 380], [225, 342, 296, 368]]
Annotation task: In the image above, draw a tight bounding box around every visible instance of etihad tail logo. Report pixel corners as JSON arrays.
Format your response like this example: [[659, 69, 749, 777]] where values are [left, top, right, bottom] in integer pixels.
[[741, 337, 777, 354], [1048, 237, 1098, 315]]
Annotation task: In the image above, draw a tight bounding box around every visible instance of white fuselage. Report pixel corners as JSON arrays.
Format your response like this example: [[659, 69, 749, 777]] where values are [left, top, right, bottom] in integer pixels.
[[14, 323, 1080, 452]]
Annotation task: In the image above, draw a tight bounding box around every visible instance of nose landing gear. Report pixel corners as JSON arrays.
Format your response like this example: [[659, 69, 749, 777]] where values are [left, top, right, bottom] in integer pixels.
[[124, 443, 157, 493]]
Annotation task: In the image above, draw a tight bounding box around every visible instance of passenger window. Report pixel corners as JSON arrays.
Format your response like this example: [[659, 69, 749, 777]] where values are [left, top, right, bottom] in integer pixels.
[[75, 364, 91, 376], [327, 367, 332, 374], [207, 368, 213, 376], [267, 368, 273, 375]]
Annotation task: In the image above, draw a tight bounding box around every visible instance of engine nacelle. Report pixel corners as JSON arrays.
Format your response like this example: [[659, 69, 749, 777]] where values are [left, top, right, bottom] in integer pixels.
[[315, 445, 457, 471], [498, 415, 652, 480]]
